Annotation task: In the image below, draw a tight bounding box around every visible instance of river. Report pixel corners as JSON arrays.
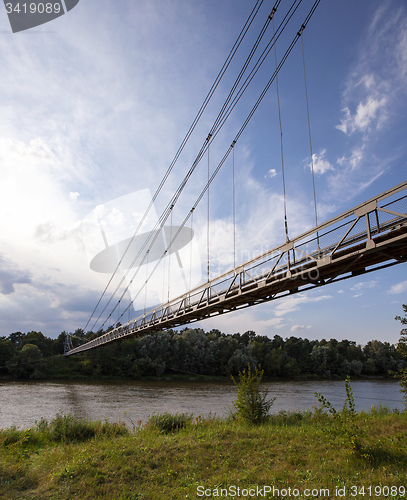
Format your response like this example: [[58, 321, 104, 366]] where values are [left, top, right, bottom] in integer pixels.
[[0, 378, 403, 430]]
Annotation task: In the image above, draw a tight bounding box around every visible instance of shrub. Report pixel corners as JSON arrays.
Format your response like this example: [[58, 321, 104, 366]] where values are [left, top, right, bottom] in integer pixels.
[[315, 376, 364, 455], [232, 364, 275, 424], [147, 412, 192, 434], [398, 367, 407, 411]]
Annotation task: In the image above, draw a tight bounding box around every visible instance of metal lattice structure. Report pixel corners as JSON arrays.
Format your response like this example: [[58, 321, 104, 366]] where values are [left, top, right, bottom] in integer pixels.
[[64, 332, 74, 355], [65, 180, 407, 356]]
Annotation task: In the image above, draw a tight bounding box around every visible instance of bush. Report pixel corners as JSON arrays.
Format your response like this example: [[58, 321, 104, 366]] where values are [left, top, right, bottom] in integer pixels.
[[398, 367, 407, 411], [232, 364, 275, 424], [147, 412, 192, 434], [315, 376, 365, 455]]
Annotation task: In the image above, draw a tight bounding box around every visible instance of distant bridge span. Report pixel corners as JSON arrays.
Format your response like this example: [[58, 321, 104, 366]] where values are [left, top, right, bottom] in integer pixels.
[[66, 180, 407, 356]]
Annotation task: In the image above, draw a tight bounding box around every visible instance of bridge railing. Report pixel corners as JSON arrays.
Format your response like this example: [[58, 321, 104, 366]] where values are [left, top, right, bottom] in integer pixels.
[[66, 180, 407, 355]]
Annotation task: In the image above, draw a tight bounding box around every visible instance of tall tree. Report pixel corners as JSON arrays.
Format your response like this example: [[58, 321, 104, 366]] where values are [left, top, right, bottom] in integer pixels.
[[396, 304, 407, 358]]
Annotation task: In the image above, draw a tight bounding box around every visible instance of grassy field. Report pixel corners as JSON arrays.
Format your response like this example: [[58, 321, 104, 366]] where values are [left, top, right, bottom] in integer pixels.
[[0, 406, 406, 500]]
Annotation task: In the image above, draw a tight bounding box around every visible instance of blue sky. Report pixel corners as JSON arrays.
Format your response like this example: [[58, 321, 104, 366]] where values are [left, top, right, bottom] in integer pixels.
[[0, 0, 406, 345]]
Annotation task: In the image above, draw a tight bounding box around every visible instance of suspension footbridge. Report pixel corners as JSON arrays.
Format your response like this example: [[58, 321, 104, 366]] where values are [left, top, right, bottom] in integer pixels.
[[65, 0, 407, 356], [65, 181, 407, 355]]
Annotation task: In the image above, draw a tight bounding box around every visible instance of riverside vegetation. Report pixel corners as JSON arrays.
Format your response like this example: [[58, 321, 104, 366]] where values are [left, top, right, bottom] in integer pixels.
[[1, 327, 407, 381], [0, 375, 406, 499]]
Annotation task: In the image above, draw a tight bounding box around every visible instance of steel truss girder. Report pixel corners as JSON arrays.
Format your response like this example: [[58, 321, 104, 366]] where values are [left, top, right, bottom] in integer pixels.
[[66, 180, 407, 356]]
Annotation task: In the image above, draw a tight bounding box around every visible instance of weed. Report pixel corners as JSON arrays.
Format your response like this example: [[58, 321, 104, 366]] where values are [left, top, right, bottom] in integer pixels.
[[231, 364, 275, 424], [315, 376, 363, 456], [369, 403, 397, 416], [146, 412, 192, 434], [38, 413, 128, 442], [0, 414, 128, 449], [398, 367, 407, 411]]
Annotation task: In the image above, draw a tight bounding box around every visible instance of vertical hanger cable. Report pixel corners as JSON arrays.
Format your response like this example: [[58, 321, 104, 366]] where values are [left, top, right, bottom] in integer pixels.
[[144, 250, 149, 315], [232, 142, 236, 268], [189, 209, 194, 293], [167, 209, 173, 303], [301, 32, 320, 250], [273, 17, 289, 242], [207, 145, 210, 282]]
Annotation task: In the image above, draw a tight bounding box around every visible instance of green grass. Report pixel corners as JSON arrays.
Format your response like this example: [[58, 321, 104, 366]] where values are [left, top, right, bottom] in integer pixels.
[[146, 412, 193, 434], [0, 409, 406, 499]]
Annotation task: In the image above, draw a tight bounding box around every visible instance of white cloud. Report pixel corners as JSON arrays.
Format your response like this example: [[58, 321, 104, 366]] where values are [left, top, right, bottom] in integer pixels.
[[350, 280, 378, 292], [336, 96, 387, 135], [200, 308, 285, 337], [265, 169, 277, 179], [329, 145, 385, 201], [274, 294, 333, 317], [290, 324, 311, 332], [70, 192, 80, 202], [337, 146, 365, 171], [308, 149, 334, 175], [0, 255, 32, 295], [0, 280, 102, 336], [388, 280, 407, 295], [337, 290, 345, 294], [330, 3, 407, 203]]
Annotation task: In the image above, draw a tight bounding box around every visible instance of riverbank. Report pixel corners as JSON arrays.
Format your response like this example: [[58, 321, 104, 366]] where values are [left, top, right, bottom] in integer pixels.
[[1, 409, 406, 500]]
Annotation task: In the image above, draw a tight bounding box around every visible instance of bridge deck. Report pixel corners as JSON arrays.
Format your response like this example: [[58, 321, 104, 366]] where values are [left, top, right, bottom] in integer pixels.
[[66, 181, 407, 356]]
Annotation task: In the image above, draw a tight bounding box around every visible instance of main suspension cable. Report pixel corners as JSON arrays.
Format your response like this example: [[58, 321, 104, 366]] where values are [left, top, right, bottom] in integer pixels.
[[89, 1, 289, 331], [83, 0, 264, 332], [113, 0, 323, 327], [205, 0, 304, 145], [96, 0, 322, 332]]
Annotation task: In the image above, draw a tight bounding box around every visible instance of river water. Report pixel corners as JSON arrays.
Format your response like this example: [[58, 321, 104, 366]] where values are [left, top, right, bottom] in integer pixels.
[[0, 378, 403, 430]]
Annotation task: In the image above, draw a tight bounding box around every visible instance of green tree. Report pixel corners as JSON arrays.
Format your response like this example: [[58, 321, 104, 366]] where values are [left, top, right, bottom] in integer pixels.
[[217, 336, 240, 376], [7, 331, 24, 349], [21, 331, 53, 357], [0, 337, 15, 375], [250, 337, 273, 371], [396, 304, 407, 358], [363, 340, 401, 375], [8, 344, 47, 379], [264, 347, 287, 377], [53, 332, 66, 355], [228, 347, 257, 375]]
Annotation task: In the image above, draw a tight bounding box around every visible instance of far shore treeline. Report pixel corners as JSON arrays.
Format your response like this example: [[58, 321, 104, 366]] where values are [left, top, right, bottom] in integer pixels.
[[1, 326, 406, 380]]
